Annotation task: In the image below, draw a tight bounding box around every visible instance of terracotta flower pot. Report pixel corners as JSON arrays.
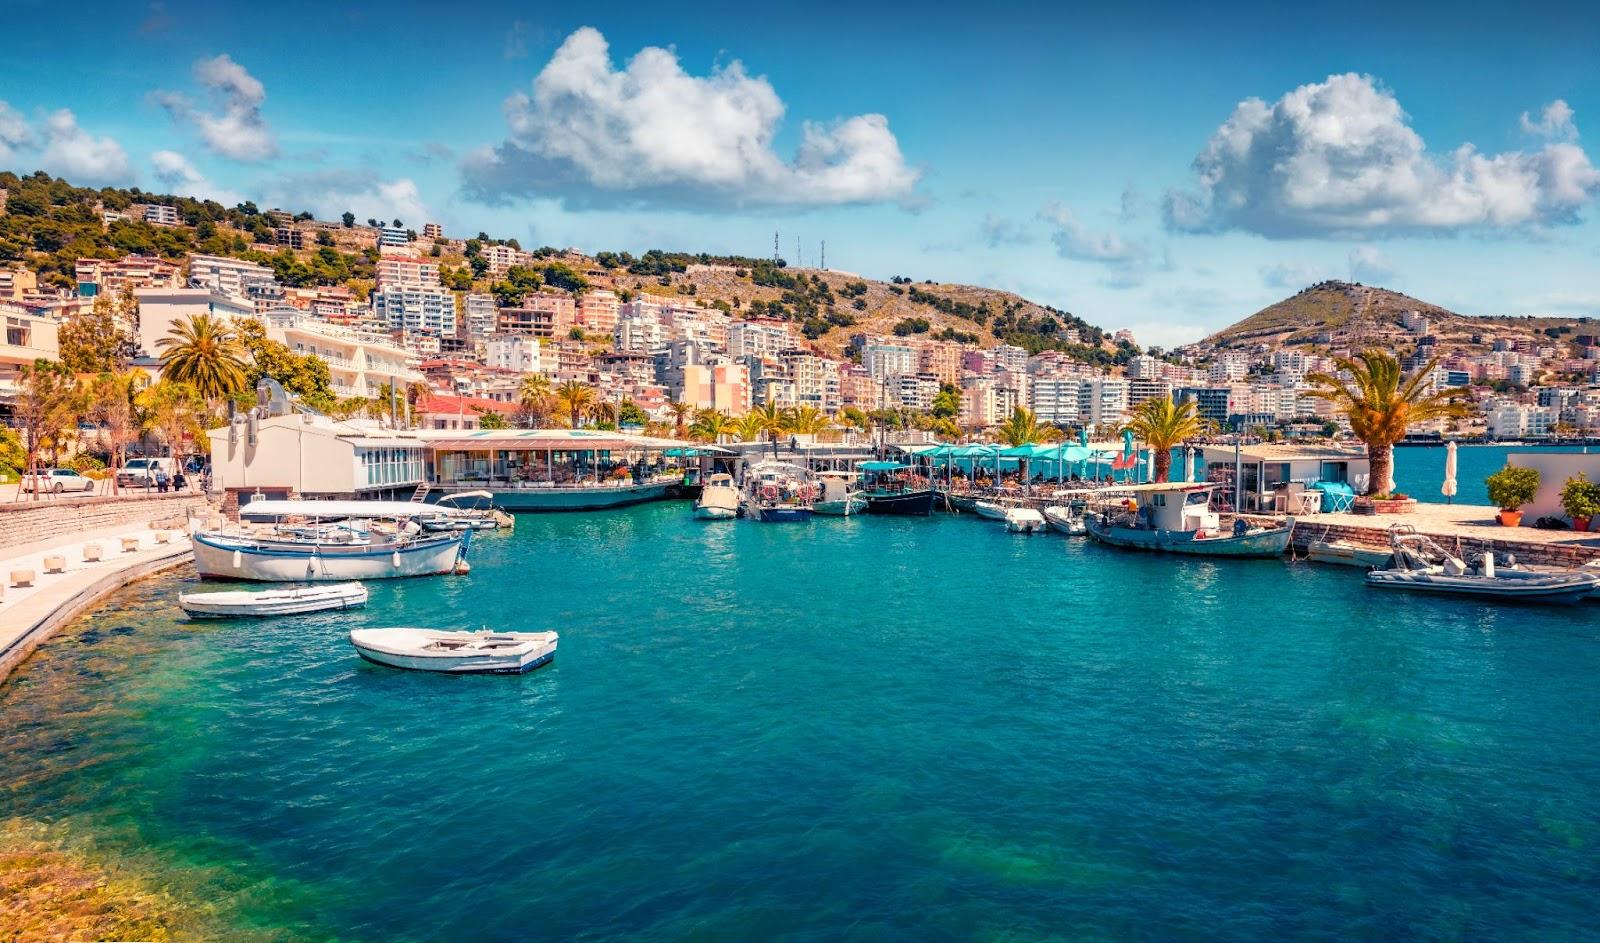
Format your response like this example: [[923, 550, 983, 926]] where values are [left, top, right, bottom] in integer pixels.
[[1497, 509, 1523, 527], [1574, 516, 1592, 532]]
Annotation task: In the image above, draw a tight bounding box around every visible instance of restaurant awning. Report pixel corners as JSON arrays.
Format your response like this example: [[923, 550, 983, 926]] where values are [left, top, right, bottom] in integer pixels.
[[426, 437, 635, 451], [859, 461, 909, 471]]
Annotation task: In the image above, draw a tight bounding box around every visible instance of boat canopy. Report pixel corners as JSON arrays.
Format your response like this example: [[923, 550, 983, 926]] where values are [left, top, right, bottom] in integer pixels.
[[664, 446, 734, 456], [240, 499, 430, 520], [859, 461, 909, 471], [434, 490, 494, 506]]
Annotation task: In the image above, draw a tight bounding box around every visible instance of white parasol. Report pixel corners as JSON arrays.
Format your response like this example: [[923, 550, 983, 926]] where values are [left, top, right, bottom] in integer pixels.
[[1441, 440, 1458, 504]]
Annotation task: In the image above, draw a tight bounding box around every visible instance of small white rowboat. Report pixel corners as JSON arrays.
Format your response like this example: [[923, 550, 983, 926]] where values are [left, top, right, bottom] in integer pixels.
[[350, 628, 559, 674], [179, 581, 369, 618]]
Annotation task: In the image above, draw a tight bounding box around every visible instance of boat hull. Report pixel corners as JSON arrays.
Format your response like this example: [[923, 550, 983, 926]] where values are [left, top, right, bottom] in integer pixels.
[[972, 502, 1009, 521], [1366, 570, 1597, 603], [350, 630, 558, 674], [755, 506, 813, 522], [479, 483, 672, 512], [1041, 508, 1087, 536], [192, 533, 464, 581], [813, 497, 867, 516], [179, 582, 369, 617], [1086, 520, 1294, 558], [1306, 540, 1393, 568], [693, 504, 738, 520], [864, 489, 934, 516]]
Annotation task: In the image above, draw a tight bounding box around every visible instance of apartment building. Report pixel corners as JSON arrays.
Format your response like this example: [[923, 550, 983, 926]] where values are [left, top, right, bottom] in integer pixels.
[[917, 341, 964, 386], [576, 289, 619, 335], [143, 204, 179, 226], [0, 304, 60, 406], [187, 254, 276, 302], [890, 374, 939, 411], [863, 342, 917, 380], [482, 244, 530, 276], [459, 294, 498, 340], [779, 348, 842, 413], [1486, 402, 1558, 439], [264, 310, 422, 399], [76, 256, 182, 297], [484, 334, 541, 374], [132, 287, 256, 357], [373, 285, 456, 335], [422, 223, 444, 240], [497, 294, 576, 339], [378, 226, 409, 248], [375, 256, 441, 289], [727, 318, 794, 360], [1029, 376, 1082, 425], [994, 344, 1028, 374], [1079, 376, 1131, 426], [0, 268, 39, 301]]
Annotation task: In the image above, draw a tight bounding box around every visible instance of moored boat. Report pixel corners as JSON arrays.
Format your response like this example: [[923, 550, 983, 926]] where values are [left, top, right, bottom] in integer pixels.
[[350, 628, 559, 674], [1041, 505, 1088, 536], [1084, 483, 1293, 558], [196, 500, 469, 581], [858, 461, 934, 516], [1306, 539, 1392, 568], [812, 472, 867, 516], [420, 491, 508, 532], [693, 473, 741, 520], [1004, 507, 1046, 534], [1366, 531, 1599, 603], [972, 500, 1010, 521], [742, 461, 816, 522], [179, 581, 369, 618]]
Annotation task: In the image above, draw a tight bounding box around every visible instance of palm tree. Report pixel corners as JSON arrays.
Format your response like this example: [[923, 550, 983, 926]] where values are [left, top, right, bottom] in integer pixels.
[[837, 406, 871, 433], [589, 399, 619, 427], [997, 406, 1044, 447], [752, 402, 785, 440], [689, 409, 735, 443], [1306, 350, 1472, 495], [156, 314, 248, 407], [781, 405, 827, 435], [666, 400, 694, 439], [518, 374, 552, 428], [735, 413, 768, 442], [1120, 395, 1203, 483], [552, 380, 596, 428]]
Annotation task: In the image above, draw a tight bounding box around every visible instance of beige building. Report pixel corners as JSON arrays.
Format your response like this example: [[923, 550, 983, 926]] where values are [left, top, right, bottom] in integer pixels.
[[576, 289, 619, 335], [0, 304, 61, 406], [133, 287, 257, 357], [77, 256, 182, 297], [263, 311, 422, 399], [0, 268, 39, 301]]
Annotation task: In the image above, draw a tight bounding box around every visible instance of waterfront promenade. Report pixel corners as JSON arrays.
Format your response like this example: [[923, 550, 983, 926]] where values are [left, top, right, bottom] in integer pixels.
[[0, 514, 202, 684]]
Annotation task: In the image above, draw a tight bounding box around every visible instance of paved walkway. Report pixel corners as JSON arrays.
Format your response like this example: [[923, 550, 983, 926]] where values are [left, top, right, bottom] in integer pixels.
[[1302, 502, 1600, 549], [0, 522, 195, 683]]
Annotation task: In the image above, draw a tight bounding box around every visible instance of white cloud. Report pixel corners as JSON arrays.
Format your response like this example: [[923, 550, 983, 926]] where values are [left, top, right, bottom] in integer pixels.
[[0, 101, 31, 162], [262, 170, 431, 226], [157, 54, 278, 161], [979, 212, 1034, 248], [1039, 201, 1151, 288], [37, 109, 132, 185], [150, 150, 242, 205], [1164, 73, 1600, 237], [1259, 260, 1334, 289], [1347, 245, 1396, 282], [1521, 100, 1577, 141], [462, 27, 920, 210]]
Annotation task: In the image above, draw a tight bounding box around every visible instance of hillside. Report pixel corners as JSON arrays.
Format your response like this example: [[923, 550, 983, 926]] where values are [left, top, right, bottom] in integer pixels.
[[1206, 280, 1596, 353], [0, 170, 1133, 368]]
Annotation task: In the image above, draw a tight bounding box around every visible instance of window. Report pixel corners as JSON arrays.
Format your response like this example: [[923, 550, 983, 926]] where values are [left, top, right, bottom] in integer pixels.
[[5, 318, 29, 347]]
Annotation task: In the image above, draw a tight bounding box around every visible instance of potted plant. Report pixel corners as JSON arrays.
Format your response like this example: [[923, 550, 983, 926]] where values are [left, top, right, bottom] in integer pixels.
[[1559, 473, 1600, 532], [1485, 466, 1540, 527]]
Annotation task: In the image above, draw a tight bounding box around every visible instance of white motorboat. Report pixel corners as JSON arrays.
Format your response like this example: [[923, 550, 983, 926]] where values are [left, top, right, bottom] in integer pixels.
[[1306, 539, 1392, 568], [350, 628, 559, 674], [1004, 507, 1046, 534], [419, 491, 508, 532], [195, 500, 469, 582], [179, 581, 369, 618], [812, 471, 867, 516], [693, 473, 741, 520], [1041, 505, 1088, 536], [1366, 531, 1599, 603], [972, 500, 1010, 521]]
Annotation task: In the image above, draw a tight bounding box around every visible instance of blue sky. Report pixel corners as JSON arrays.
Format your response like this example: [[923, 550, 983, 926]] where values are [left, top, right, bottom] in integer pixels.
[[2, 0, 1598, 347]]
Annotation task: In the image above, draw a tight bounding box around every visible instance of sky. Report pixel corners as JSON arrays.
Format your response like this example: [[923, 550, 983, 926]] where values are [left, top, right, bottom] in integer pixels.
[[1, 0, 1598, 348]]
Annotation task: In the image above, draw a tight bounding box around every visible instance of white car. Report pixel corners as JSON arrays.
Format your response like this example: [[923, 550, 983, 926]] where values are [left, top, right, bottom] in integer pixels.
[[21, 468, 98, 494]]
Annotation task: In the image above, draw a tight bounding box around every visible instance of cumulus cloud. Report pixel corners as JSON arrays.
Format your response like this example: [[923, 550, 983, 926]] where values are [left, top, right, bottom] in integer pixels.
[[36, 109, 132, 185], [462, 27, 920, 210], [261, 170, 431, 226], [0, 101, 31, 162], [1259, 260, 1333, 289], [157, 54, 278, 161], [150, 150, 241, 205], [979, 212, 1035, 248], [1164, 73, 1600, 237], [1347, 245, 1396, 282], [1521, 100, 1577, 141], [1039, 201, 1152, 288]]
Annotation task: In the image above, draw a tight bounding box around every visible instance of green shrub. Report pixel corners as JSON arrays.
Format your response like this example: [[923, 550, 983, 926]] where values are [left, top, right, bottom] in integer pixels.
[[1486, 465, 1540, 510], [67, 454, 106, 472], [1558, 473, 1600, 519]]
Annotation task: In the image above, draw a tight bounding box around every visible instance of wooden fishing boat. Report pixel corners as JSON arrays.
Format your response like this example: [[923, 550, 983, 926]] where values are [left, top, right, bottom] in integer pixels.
[[350, 628, 559, 674], [179, 581, 369, 618], [1084, 484, 1293, 558]]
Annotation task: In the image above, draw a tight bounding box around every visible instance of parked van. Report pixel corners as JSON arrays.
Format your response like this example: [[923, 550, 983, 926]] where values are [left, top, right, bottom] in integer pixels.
[[117, 456, 177, 489]]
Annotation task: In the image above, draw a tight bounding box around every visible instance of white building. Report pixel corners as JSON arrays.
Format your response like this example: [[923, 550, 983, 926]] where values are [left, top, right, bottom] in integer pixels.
[[461, 294, 498, 340], [373, 286, 456, 335], [864, 342, 917, 380], [143, 204, 179, 226], [1079, 376, 1130, 426], [727, 319, 794, 360], [375, 256, 441, 289], [132, 287, 256, 357], [1486, 403, 1558, 439], [187, 254, 276, 302], [1030, 376, 1082, 424], [994, 344, 1028, 374], [485, 334, 542, 374], [378, 226, 409, 248]]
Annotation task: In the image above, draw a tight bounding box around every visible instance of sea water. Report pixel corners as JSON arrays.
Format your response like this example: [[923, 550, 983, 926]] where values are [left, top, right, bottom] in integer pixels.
[[3, 501, 1598, 941]]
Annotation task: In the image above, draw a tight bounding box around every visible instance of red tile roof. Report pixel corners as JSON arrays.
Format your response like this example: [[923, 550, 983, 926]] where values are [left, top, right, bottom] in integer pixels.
[[414, 394, 519, 416]]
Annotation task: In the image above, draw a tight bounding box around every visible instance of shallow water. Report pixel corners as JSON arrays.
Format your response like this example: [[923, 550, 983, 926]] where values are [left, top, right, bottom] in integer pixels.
[[4, 502, 1599, 941]]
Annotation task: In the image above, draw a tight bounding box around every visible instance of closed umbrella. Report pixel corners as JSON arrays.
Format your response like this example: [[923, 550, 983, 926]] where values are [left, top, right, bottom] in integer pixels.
[[1183, 446, 1196, 483], [1441, 440, 1458, 505]]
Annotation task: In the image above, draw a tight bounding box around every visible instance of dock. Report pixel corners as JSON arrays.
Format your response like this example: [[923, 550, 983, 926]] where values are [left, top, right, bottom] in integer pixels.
[[1286, 503, 1600, 568]]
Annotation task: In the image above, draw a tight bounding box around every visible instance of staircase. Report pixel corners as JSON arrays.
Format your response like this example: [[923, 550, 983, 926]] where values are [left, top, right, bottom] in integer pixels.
[[410, 483, 430, 503]]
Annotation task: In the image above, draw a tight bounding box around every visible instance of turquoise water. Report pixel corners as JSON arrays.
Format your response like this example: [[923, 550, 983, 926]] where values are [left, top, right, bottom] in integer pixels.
[[5, 500, 1600, 941]]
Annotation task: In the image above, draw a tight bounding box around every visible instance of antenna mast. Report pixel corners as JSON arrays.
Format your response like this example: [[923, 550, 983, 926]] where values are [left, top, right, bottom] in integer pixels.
[[821, 240, 826, 271], [773, 231, 780, 263]]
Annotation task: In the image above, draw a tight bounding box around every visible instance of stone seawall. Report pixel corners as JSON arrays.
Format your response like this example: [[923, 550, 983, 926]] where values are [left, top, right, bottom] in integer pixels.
[[1290, 519, 1600, 568], [0, 493, 212, 550]]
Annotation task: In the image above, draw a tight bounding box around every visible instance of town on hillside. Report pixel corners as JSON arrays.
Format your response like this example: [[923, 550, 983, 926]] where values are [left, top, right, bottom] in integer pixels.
[[2, 172, 1597, 448]]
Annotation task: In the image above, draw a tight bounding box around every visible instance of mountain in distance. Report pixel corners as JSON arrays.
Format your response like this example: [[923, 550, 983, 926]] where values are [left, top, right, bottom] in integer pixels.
[[1204, 280, 1595, 351]]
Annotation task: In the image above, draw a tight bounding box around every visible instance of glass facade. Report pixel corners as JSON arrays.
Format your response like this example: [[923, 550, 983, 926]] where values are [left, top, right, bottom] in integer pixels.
[[357, 446, 424, 490]]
